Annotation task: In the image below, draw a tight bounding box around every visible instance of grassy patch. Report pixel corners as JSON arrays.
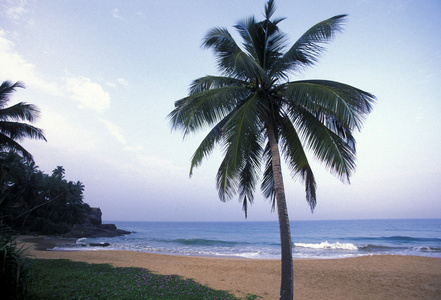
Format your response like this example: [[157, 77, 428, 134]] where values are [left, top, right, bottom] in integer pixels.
[[27, 259, 259, 299]]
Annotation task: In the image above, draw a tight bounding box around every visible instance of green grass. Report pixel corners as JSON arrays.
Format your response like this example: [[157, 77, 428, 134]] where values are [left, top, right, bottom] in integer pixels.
[[27, 259, 260, 300]]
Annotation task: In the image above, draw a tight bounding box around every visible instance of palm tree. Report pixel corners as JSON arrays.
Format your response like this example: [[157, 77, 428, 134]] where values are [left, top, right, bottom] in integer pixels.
[[51, 166, 65, 179], [0, 80, 46, 161], [0, 81, 46, 160], [168, 1, 375, 298]]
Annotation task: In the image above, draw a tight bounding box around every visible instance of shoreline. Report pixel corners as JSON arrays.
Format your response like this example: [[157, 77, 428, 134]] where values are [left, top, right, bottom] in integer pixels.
[[19, 235, 78, 251], [18, 235, 441, 299]]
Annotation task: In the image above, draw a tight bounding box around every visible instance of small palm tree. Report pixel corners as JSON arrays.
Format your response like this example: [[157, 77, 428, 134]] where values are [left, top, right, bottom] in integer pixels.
[[168, 1, 375, 298], [0, 81, 46, 161]]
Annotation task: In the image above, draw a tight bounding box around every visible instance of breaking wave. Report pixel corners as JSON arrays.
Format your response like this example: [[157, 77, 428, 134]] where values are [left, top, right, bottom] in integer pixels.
[[294, 241, 358, 250]]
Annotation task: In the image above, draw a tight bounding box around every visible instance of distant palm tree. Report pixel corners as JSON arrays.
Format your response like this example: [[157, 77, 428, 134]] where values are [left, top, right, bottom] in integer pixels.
[[51, 166, 65, 179], [168, 1, 375, 298], [0, 81, 46, 160]]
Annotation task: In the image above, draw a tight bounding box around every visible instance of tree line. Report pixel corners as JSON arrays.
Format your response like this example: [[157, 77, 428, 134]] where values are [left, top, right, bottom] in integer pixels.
[[0, 152, 90, 234]]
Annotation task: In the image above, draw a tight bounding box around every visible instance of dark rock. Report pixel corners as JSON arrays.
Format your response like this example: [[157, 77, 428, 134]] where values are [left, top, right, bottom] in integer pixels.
[[88, 207, 102, 225], [89, 242, 111, 247], [62, 223, 131, 238], [81, 207, 102, 225], [100, 224, 116, 230], [60, 207, 130, 238]]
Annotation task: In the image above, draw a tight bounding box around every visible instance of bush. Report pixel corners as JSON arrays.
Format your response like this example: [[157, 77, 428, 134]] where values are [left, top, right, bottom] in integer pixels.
[[27, 217, 71, 235], [0, 222, 31, 299]]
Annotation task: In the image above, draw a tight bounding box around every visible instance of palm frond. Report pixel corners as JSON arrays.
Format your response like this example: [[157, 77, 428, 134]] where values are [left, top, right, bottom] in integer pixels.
[[321, 114, 356, 152], [217, 133, 263, 214], [0, 81, 25, 105], [260, 143, 276, 210], [168, 86, 247, 135], [284, 80, 376, 131], [216, 153, 239, 202], [0, 102, 41, 123], [264, 0, 276, 19], [189, 117, 229, 176], [0, 122, 46, 142], [189, 76, 247, 95], [222, 94, 265, 169], [278, 114, 317, 210], [234, 15, 286, 71], [292, 107, 356, 182], [0, 80, 46, 162], [202, 27, 242, 76], [215, 93, 265, 204], [238, 122, 264, 217], [202, 27, 269, 80], [0, 134, 33, 160], [273, 14, 347, 77], [263, 0, 286, 30], [234, 17, 259, 59]]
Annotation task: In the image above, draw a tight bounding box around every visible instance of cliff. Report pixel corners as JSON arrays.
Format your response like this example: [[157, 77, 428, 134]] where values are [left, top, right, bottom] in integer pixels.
[[61, 207, 131, 238]]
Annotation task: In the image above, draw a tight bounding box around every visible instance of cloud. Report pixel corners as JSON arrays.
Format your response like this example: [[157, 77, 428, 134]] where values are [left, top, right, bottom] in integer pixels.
[[106, 77, 129, 87], [0, 31, 112, 111], [116, 77, 129, 86], [123, 145, 144, 152], [0, 30, 61, 95], [36, 109, 99, 154], [99, 119, 126, 144], [66, 76, 110, 112], [112, 8, 124, 21], [2, 0, 27, 22]]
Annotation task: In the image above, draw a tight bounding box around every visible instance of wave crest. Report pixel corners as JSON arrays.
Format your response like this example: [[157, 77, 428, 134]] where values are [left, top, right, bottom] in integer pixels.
[[294, 241, 358, 250], [174, 238, 237, 247]]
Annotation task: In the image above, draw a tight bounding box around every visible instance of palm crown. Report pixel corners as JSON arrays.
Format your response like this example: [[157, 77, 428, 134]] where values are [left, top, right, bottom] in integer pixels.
[[169, 0, 375, 216], [0, 81, 46, 161]]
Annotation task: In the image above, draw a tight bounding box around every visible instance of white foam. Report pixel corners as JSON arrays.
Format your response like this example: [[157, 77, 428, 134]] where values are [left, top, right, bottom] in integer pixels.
[[294, 241, 358, 250]]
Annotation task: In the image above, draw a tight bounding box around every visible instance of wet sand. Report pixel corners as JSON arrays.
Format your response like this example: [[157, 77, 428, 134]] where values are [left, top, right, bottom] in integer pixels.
[[19, 235, 441, 299]]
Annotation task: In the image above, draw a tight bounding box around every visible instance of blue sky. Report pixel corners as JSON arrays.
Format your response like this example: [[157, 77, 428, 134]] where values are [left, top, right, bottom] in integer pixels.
[[1, 0, 440, 221]]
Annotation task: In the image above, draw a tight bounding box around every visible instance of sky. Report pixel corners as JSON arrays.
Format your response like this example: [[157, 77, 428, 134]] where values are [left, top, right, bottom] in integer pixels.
[[1, 0, 440, 222]]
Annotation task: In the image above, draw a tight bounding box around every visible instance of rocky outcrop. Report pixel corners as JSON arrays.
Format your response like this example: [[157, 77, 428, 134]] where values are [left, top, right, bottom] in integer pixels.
[[87, 207, 102, 225], [62, 207, 131, 238], [89, 242, 111, 247], [62, 223, 131, 238]]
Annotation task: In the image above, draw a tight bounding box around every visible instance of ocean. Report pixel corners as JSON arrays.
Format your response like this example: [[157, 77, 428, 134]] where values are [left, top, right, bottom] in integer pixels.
[[53, 219, 441, 259]]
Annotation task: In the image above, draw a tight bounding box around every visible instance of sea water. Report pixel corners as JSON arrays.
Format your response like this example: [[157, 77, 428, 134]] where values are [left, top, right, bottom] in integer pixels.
[[53, 219, 441, 259]]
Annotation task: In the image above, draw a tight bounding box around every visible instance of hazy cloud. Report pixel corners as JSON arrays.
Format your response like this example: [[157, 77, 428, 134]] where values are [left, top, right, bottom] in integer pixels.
[[37, 109, 99, 154], [106, 77, 129, 87], [2, 0, 27, 22], [66, 76, 110, 112], [0, 30, 61, 95], [112, 8, 124, 21], [116, 77, 129, 86], [99, 119, 126, 144], [123, 145, 144, 152]]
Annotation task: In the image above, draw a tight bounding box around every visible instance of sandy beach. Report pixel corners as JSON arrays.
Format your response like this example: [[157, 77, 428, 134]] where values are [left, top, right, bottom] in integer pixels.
[[19, 235, 441, 299]]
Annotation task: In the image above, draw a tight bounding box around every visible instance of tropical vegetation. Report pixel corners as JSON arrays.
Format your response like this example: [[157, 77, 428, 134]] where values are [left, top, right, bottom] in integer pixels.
[[0, 152, 90, 235], [168, 0, 375, 298], [0, 222, 31, 300]]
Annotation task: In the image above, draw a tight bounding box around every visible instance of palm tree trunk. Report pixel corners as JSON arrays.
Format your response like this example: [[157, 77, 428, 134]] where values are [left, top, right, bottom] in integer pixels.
[[267, 123, 294, 300]]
